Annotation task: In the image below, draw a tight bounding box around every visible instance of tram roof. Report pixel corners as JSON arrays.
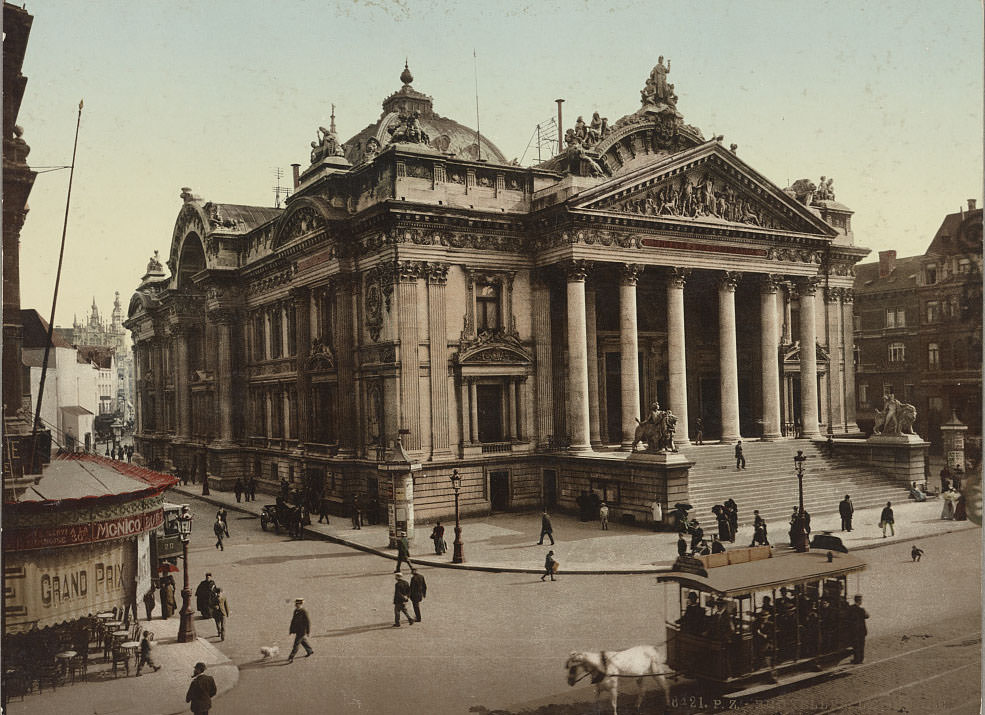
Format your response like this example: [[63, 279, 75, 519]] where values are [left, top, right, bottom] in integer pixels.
[[657, 551, 867, 597]]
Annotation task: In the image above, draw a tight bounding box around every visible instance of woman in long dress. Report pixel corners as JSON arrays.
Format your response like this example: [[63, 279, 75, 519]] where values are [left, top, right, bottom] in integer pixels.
[[941, 489, 957, 520]]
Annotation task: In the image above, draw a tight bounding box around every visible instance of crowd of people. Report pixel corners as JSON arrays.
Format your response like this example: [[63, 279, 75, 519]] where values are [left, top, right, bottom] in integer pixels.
[[677, 583, 870, 671]]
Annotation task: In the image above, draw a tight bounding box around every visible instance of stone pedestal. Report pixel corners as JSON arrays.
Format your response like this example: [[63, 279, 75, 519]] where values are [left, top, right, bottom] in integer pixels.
[[861, 434, 929, 484]]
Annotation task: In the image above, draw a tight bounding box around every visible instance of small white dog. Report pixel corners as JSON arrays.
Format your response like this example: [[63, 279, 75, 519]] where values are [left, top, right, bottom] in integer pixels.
[[259, 645, 280, 660]]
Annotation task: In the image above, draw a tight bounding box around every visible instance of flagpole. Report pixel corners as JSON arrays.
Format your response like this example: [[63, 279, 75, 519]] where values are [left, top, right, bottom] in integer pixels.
[[31, 100, 83, 471]]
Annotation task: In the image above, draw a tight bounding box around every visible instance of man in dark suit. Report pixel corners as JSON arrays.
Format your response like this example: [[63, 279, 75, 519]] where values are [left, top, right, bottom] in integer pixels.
[[393, 573, 415, 626], [394, 532, 412, 573], [185, 662, 217, 714], [288, 598, 314, 661], [537, 511, 555, 545], [839, 494, 854, 531], [848, 595, 869, 663], [409, 567, 427, 622]]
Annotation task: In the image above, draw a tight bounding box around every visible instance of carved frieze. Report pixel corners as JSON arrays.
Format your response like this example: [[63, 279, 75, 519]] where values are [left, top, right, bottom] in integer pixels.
[[767, 246, 822, 264], [246, 263, 298, 296], [359, 228, 524, 255]]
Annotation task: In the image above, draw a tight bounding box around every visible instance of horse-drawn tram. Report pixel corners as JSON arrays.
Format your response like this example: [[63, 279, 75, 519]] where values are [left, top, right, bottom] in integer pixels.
[[657, 546, 867, 691]]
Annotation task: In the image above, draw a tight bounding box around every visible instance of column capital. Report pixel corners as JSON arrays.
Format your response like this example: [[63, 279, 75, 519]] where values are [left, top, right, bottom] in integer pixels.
[[824, 286, 845, 303], [795, 276, 821, 296], [760, 273, 784, 294], [718, 271, 742, 293], [396, 260, 426, 282], [288, 285, 311, 302], [842, 288, 855, 304], [206, 308, 239, 325], [562, 259, 592, 283], [619, 263, 643, 286], [167, 321, 195, 338], [425, 262, 450, 285], [667, 267, 691, 289]]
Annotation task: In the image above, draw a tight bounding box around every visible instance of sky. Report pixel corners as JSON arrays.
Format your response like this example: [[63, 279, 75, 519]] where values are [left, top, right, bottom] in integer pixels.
[[13, 0, 983, 327]]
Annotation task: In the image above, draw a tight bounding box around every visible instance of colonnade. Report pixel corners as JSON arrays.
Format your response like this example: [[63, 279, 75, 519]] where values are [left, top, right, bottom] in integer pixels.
[[561, 263, 826, 450]]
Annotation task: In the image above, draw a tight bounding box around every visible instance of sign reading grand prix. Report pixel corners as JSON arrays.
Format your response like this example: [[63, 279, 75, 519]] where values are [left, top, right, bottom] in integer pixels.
[[4, 509, 163, 552]]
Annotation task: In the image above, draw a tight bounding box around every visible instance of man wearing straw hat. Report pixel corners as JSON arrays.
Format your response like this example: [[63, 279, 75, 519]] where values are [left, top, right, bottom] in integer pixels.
[[288, 598, 314, 662]]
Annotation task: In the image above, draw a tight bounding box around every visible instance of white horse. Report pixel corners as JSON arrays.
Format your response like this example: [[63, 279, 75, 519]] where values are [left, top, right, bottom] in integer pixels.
[[565, 645, 670, 714]]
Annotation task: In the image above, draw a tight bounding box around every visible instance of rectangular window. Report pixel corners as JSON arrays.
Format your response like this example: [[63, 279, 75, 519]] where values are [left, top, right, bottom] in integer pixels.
[[928, 342, 940, 369], [958, 258, 971, 273], [286, 303, 297, 356], [253, 310, 266, 362], [271, 388, 284, 438], [476, 283, 501, 332], [858, 383, 868, 407], [270, 308, 283, 359], [885, 307, 905, 328], [888, 342, 905, 363], [929, 396, 944, 412], [926, 301, 939, 323], [925, 264, 937, 284]]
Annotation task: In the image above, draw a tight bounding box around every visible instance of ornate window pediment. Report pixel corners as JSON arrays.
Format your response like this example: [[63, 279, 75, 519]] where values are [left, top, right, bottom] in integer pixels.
[[782, 341, 830, 365], [457, 330, 531, 366], [306, 337, 336, 372]]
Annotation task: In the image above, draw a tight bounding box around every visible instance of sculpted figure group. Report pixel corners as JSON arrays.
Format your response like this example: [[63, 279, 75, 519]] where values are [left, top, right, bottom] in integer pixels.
[[618, 174, 779, 229], [873, 393, 917, 436], [632, 402, 678, 454], [641, 56, 677, 108], [310, 125, 345, 163], [388, 111, 430, 146]]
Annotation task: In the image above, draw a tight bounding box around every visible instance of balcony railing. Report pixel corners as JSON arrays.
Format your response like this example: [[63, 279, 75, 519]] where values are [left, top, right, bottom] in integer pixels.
[[480, 441, 512, 454]]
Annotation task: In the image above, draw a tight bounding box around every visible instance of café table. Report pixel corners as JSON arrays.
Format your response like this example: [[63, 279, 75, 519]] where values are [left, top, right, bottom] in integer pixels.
[[119, 641, 140, 672]]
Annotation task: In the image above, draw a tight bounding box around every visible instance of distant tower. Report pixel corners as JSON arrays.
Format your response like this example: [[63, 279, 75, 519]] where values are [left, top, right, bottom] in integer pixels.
[[111, 291, 123, 330], [89, 296, 100, 327]]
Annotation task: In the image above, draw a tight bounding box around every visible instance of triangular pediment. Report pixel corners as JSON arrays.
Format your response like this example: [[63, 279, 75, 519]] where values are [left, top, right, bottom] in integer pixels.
[[782, 341, 830, 365], [571, 143, 836, 237]]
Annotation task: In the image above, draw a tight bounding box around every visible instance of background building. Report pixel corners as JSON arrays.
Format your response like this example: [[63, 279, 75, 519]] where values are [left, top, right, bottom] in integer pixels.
[[126, 62, 872, 525], [854, 199, 983, 454]]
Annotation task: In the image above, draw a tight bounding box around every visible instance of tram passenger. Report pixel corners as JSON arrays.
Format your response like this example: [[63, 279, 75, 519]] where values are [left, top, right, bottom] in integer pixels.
[[679, 592, 707, 635], [708, 598, 737, 677], [802, 600, 820, 657], [753, 609, 775, 670], [776, 588, 798, 661]]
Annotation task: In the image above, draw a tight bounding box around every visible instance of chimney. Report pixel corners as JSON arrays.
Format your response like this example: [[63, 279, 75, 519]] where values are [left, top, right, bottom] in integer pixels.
[[878, 250, 897, 278], [291, 164, 300, 190], [555, 98, 564, 155], [968, 199, 977, 211]]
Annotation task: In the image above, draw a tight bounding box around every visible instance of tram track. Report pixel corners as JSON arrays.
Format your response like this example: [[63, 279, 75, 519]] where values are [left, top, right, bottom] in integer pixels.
[[725, 628, 982, 715]]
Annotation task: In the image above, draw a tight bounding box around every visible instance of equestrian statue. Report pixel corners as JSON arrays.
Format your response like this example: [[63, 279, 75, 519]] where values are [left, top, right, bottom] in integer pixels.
[[632, 402, 678, 453]]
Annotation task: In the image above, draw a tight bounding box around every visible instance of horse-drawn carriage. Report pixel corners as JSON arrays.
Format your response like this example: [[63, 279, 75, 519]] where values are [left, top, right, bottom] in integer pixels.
[[657, 546, 867, 688], [259, 500, 310, 536]]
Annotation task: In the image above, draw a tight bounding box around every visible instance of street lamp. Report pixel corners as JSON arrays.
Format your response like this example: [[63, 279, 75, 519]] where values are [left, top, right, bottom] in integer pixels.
[[176, 505, 197, 643], [450, 470, 465, 564], [792, 450, 809, 552]]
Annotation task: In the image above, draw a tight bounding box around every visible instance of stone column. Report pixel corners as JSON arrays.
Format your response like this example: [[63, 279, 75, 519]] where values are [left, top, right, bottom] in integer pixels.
[[153, 333, 166, 434], [842, 289, 857, 430], [782, 285, 793, 344], [760, 275, 783, 440], [506, 378, 516, 440], [426, 263, 451, 458], [825, 287, 845, 435], [619, 264, 642, 449], [565, 261, 592, 451], [335, 276, 356, 454], [459, 380, 470, 448], [212, 310, 237, 445], [396, 261, 423, 450], [798, 278, 821, 437], [173, 324, 191, 440], [585, 284, 602, 447], [469, 378, 479, 443], [666, 267, 690, 445], [516, 378, 526, 440], [718, 271, 742, 443], [531, 271, 554, 448], [289, 287, 311, 445]]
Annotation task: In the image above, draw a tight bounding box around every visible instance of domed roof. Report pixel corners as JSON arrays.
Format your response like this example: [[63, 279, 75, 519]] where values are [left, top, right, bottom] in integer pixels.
[[343, 62, 507, 166]]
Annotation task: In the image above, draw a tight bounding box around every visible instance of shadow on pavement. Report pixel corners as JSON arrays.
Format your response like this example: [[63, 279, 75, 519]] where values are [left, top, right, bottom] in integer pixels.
[[318, 622, 394, 638], [234, 552, 362, 567]]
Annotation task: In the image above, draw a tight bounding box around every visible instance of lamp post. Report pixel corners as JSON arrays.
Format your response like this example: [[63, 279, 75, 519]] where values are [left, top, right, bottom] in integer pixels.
[[793, 450, 809, 552], [450, 470, 465, 564], [176, 505, 197, 642]]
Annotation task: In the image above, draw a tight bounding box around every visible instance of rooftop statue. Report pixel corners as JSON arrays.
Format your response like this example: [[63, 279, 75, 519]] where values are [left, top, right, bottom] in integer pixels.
[[641, 56, 677, 109], [388, 110, 431, 146], [147, 250, 164, 274], [814, 176, 835, 202]]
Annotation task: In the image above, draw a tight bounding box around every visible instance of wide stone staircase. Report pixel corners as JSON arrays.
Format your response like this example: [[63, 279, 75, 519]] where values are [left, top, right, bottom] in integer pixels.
[[677, 439, 910, 530]]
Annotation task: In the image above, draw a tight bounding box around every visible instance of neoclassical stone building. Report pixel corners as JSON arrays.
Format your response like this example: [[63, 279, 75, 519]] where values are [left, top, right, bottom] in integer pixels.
[[126, 62, 868, 524]]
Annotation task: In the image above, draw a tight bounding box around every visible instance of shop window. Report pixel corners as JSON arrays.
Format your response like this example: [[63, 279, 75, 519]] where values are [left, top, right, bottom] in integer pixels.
[[928, 342, 940, 369], [888, 342, 905, 363]]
